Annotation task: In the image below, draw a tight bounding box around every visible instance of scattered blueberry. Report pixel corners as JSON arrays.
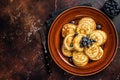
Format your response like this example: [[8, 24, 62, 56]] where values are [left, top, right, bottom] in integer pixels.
[[70, 20, 75, 24], [68, 57, 73, 63], [96, 24, 102, 29]]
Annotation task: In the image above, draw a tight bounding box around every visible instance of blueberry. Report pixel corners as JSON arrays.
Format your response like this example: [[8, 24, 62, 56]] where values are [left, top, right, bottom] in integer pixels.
[[105, 1, 111, 5], [82, 37, 87, 42], [104, 3, 109, 8], [112, 0, 118, 6], [116, 6, 120, 10], [96, 24, 102, 29], [113, 7, 116, 10], [87, 39, 91, 44], [110, 6, 113, 10], [106, 8, 110, 13], [82, 42, 87, 46], [68, 57, 73, 63], [70, 20, 75, 24], [115, 9, 120, 13], [111, 10, 115, 14], [111, 2, 115, 6]]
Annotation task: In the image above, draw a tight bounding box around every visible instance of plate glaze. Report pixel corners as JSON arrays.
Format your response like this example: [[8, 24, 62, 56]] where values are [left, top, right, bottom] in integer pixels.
[[48, 6, 118, 76]]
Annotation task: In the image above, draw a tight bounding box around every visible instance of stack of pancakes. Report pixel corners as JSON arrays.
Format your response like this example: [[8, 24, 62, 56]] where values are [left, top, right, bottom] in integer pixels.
[[61, 17, 107, 67]]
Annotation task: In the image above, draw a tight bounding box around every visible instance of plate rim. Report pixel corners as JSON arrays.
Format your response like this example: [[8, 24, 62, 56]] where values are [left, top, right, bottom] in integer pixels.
[[48, 6, 118, 76]]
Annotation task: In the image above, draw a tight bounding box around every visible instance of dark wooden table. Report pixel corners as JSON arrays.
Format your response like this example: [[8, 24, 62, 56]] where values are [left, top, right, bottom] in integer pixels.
[[0, 0, 120, 80]]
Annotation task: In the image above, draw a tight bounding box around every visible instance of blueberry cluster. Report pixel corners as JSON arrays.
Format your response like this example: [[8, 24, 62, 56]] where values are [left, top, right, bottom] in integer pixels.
[[103, 0, 120, 17], [80, 35, 96, 48]]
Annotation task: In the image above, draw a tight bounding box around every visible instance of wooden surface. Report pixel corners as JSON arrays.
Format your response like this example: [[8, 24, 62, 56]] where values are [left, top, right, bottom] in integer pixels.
[[0, 0, 120, 80]]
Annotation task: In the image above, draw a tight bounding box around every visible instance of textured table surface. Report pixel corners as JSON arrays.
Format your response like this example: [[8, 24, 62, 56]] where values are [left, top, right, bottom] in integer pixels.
[[0, 0, 120, 80]]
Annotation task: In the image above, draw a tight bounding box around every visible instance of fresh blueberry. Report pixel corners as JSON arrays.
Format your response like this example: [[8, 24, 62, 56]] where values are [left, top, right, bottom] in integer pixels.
[[106, 8, 110, 13], [105, 1, 111, 5], [104, 3, 109, 8], [68, 57, 73, 63], [111, 10, 115, 15], [96, 24, 102, 29], [82, 37, 87, 42], [110, 6, 113, 10], [115, 9, 120, 13], [87, 39, 91, 44], [70, 20, 75, 24], [82, 42, 87, 46], [112, 0, 118, 6]]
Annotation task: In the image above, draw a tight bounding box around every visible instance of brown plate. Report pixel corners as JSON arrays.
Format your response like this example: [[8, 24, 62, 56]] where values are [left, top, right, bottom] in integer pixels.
[[48, 6, 118, 76]]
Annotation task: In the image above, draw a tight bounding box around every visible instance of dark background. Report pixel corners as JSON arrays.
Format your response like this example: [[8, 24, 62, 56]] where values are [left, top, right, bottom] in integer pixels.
[[0, 0, 120, 80]]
